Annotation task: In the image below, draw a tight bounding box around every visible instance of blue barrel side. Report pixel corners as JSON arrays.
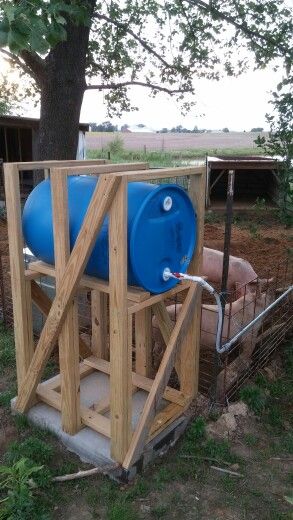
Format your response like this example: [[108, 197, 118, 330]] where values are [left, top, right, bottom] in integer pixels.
[[22, 176, 197, 293]]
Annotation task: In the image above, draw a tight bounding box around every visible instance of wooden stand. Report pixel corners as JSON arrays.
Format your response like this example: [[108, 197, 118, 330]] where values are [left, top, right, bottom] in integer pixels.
[[4, 159, 205, 469]]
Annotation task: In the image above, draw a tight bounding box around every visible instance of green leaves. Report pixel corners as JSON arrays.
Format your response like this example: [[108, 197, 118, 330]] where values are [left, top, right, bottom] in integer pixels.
[[0, 1, 91, 54]]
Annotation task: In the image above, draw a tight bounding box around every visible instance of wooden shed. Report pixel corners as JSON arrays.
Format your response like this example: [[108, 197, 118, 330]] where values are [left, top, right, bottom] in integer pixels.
[[206, 155, 280, 209], [0, 116, 89, 196]]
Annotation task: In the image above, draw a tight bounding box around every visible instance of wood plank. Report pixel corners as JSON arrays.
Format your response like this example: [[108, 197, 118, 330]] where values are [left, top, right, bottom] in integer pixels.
[[83, 356, 188, 407], [31, 280, 91, 358], [36, 387, 61, 409], [36, 387, 111, 437], [28, 261, 150, 303], [128, 281, 191, 314], [109, 178, 132, 462], [148, 402, 185, 440], [52, 162, 149, 176], [152, 302, 174, 344], [123, 284, 198, 469], [39, 362, 94, 392], [179, 172, 205, 397], [51, 169, 81, 434], [91, 291, 108, 359], [80, 407, 111, 438], [15, 174, 120, 413], [91, 386, 138, 415], [115, 166, 205, 182], [24, 270, 40, 281], [152, 302, 181, 378], [16, 159, 108, 171], [135, 308, 152, 377], [31, 280, 51, 315], [4, 164, 34, 389]]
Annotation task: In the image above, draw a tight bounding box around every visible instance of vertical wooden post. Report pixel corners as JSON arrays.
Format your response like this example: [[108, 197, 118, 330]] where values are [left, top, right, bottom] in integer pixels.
[[4, 164, 34, 390], [91, 290, 108, 359], [135, 308, 152, 377], [51, 169, 81, 434], [179, 171, 205, 397], [109, 177, 132, 462]]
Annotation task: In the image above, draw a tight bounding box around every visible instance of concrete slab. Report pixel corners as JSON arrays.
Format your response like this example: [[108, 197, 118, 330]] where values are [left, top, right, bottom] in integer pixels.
[[12, 371, 188, 481]]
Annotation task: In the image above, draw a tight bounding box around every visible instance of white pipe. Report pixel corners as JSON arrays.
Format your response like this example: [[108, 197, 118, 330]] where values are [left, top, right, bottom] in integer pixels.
[[164, 270, 224, 353], [165, 270, 293, 356]]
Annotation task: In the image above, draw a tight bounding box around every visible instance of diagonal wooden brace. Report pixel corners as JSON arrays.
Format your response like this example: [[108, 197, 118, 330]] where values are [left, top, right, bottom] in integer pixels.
[[15, 174, 121, 413], [152, 301, 181, 379], [123, 283, 199, 469]]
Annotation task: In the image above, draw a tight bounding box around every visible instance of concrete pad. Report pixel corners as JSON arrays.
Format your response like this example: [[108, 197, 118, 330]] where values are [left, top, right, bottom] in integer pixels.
[[12, 371, 188, 481]]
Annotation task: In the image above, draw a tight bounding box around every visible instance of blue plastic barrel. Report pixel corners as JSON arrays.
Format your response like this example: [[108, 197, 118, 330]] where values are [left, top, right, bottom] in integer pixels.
[[22, 176, 197, 294]]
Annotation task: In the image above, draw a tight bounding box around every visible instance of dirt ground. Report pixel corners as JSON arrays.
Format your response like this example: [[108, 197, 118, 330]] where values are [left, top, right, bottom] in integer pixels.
[[204, 217, 292, 278]]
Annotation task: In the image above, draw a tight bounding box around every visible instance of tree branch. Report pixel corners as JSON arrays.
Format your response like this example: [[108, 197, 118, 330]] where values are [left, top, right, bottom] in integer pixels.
[[0, 48, 34, 79], [86, 80, 192, 95], [93, 12, 178, 71], [184, 0, 290, 57], [0, 48, 45, 84], [20, 50, 46, 82]]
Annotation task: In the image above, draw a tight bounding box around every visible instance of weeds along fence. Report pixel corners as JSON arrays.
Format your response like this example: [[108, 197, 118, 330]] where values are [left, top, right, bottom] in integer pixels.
[[198, 257, 293, 402]]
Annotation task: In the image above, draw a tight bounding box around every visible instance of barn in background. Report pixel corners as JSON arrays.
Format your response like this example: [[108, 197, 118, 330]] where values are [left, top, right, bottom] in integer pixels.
[[0, 115, 89, 197], [206, 155, 280, 209]]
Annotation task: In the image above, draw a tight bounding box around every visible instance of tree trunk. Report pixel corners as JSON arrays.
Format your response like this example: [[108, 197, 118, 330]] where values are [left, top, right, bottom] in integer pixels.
[[36, 2, 96, 167]]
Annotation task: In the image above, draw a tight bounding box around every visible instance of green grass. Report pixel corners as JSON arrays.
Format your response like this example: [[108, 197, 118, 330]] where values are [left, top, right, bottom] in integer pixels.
[[240, 384, 268, 414], [87, 146, 265, 168], [0, 387, 16, 408], [0, 324, 16, 374], [107, 501, 138, 520], [5, 436, 54, 466]]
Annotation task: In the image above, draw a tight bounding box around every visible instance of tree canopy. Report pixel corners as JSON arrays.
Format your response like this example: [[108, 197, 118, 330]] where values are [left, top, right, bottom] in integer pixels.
[[0, 1, 292, 111], [0, 0, 291, 160]]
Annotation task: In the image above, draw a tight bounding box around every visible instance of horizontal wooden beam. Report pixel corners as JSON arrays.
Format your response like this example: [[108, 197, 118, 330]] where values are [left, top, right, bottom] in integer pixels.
[[83, 356, 188, 407], [38, 363, 94, 392], [128, 281, 191, 314], [36, 386, 111, 437], [51, 162, 149, 176], [15, 159, 108, 172], [208, 161, 279, 170], [114, 166, 205, 182], [28, 261, 150, 303]]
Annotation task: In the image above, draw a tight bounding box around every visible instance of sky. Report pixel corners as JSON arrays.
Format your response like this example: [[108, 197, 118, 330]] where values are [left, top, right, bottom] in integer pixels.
[[80, 66, 284, 132], [0, 38, 286, 132]]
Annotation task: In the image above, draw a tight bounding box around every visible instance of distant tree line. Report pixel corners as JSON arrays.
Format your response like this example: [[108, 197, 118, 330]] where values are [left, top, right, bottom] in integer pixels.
[[89, 121, 118, 132], [89, 121, 265, 133], [158, 125, 211, 134]]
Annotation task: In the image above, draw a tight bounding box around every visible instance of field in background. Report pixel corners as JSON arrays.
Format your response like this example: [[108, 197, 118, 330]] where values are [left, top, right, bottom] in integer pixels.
[[86, 130, 267, 153], [86, 131, 266, 167]]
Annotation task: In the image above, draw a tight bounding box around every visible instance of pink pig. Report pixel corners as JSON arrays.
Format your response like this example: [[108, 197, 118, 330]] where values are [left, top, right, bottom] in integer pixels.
[[202, 247, 261, 297]]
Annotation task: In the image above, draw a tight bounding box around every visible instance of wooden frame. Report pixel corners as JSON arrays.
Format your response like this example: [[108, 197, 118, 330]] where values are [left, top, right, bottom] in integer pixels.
[[4, 159, 205, 468]]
